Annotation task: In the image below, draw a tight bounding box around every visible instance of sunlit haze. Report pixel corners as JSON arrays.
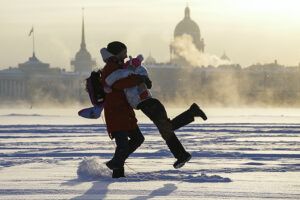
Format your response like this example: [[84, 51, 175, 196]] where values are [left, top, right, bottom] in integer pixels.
[[1, 0, 300, 70]]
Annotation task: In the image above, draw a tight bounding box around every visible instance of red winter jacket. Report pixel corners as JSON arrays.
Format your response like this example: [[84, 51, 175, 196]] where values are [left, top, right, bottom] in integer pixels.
[[101, 56, 140, 137]]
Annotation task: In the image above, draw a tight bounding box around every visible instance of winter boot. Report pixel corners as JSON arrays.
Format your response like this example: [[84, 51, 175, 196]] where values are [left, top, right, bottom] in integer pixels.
[[106, 159, 122, 170], [173, 152, 192, 169], [112, 167, 125, 178], [171, 103, 207, 130], [165, 134, 191, 169], [190, 103, 207, 120]]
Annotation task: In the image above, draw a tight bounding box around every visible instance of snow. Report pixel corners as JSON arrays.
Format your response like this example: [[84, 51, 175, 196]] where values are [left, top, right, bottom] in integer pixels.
[[0, 107, 299, 199], [77, 157, 112, 179]]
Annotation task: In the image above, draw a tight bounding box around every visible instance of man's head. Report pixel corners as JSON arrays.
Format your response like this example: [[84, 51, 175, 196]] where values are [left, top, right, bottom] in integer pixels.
[[107, 41, 127, 65]]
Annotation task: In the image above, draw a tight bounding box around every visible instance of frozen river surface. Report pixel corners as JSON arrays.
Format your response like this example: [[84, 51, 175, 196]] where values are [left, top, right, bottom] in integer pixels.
[[0, 108, 299, 199]]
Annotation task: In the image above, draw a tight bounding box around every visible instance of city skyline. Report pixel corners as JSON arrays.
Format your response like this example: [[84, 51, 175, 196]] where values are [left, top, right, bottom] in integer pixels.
[[1, 0, 300, 70]]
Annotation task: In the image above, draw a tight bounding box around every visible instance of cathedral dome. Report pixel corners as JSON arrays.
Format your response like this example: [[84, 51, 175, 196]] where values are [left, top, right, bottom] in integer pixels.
[[170, 5, 205, 65], [174, 6, 201, 40]]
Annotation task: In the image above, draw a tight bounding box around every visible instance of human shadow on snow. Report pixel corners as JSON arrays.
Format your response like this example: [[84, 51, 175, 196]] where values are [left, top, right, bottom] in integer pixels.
[[62, 179, 177, 200], [61, 168, 231, 199], [130, 183, 177, 200], [62, 178, 112, 200]]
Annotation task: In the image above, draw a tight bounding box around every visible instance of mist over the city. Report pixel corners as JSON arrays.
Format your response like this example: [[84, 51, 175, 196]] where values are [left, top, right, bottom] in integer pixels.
[[1, 0, 300, 108]]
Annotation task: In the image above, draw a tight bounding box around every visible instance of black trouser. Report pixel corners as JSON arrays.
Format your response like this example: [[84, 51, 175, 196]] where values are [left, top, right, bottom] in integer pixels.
[[111, 128, 144, 168], [137, 98, 190, 159], [137, 98, 195, 131]]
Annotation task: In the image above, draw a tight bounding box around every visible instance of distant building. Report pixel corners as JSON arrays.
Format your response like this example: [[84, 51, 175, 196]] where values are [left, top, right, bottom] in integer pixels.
[[144, 53, 157, 65], [170, 5, 205, 66], [1, 6, 300, 106], [0, 67, 26, 98], [220, 51, 230, 61], [71, 9, 96, 73], [19, 53, 49, 72], [0, 52, 82, 103], [0, 9, 94, 104]]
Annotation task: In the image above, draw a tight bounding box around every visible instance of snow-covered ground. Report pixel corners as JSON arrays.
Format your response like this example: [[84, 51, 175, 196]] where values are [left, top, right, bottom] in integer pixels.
[[0, 107, 299, 199]]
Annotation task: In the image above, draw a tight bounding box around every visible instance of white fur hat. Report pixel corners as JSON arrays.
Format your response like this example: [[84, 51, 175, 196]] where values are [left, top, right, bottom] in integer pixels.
[[100, 48, 114, 62]]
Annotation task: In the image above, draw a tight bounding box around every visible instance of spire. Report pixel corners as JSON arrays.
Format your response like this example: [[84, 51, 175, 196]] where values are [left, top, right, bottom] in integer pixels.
[[221, 51, 230, 61], [80, 7, 86, 49], [28, 26, 35, 57], [185, 4, 190, 19]]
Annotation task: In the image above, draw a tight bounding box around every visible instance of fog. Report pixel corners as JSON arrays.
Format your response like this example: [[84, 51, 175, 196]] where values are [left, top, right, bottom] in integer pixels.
[[1, 0, 300, 69], [149, 66, 300, 108], [171, 34, 231, 67], [1, 0, 300, 109]]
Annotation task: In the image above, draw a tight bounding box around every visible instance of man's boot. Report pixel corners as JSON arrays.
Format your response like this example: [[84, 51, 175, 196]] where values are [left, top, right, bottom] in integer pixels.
[[171, 103, 207, 130], [106, 159, 122, 170], [173, 152, 192, 169], [165, 134, 192, 169], [112, 167, 125, 178], [190, 103, 207, 120]]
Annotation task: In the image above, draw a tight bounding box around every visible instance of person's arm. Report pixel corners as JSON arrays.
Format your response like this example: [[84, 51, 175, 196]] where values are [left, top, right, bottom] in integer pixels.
[[103, 62, 140, 90], [112, 75, 140, 90], [135, 66, 152, 89], [105, 69, 135, 86]]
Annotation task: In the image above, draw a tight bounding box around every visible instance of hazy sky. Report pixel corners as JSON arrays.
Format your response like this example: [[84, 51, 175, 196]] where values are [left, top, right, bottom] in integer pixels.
[[1, 0, 300, 70]]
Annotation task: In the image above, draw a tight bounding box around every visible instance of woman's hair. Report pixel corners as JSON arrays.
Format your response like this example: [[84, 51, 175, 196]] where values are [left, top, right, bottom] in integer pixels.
[[107, 41, 127, 55]]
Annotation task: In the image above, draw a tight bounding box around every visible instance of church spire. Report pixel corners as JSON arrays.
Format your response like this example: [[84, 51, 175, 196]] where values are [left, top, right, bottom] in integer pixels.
[[28, 26, 36, 57], [80, 7, 86, 49], [185, 4, 190, 19], [221, 51, 230, 61]]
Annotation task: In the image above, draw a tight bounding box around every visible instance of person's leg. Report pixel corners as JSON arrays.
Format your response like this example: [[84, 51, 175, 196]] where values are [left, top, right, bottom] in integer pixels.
[[171, 103, 207, 130], [139, 98, 191, 168], [108, 129, 144, 178], [137, 98, 167, 122], [127, 127, 144, 157], [138, 99, 207, 131], [106, 131, 129, 170]]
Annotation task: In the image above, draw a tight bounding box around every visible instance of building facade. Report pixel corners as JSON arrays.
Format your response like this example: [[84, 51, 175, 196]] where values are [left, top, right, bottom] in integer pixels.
[[0, 10, 94, 105]]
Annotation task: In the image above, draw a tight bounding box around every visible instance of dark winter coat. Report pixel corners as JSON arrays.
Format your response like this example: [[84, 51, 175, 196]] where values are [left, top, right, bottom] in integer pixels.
[[101, 56, 140, 137]]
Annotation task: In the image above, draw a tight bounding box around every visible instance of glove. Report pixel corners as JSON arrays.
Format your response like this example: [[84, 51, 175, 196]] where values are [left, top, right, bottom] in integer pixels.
[[144, 77, 152, 89], [135, 75, 147, 83]]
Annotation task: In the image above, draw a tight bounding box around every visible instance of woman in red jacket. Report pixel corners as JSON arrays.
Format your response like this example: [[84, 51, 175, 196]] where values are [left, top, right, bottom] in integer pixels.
[[101, 41, 145, 178]]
